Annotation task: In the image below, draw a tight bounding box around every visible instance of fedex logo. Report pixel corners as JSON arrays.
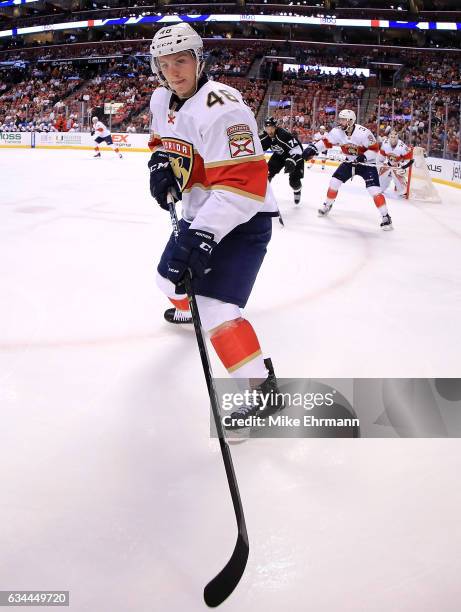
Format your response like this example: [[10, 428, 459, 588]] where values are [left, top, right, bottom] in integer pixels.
[[113, 134, 128, 143]]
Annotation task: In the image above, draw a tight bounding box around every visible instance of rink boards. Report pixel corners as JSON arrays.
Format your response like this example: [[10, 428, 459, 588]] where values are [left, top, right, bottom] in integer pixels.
[[1, 131, 461, 190]]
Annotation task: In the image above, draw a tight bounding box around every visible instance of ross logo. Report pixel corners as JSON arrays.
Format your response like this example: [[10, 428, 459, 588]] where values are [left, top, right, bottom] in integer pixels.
[[227, 124, 255, 158], [162, 138, 194, 191], [0, 132, 21, 142]]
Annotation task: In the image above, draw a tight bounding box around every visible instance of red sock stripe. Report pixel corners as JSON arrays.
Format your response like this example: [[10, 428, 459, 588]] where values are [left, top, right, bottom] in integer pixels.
[[169, 296, 189, 311], [211, 319, 262, 373], [327, 188, 337, 199], [374, 193, 386, 207]]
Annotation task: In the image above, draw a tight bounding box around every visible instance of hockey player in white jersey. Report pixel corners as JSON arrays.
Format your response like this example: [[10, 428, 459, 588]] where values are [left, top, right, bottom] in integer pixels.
[[148, 23, 283, 427], [307, 125, 327, 171], [91, 116, 122, 159], [378, 129, 413, 197], [303, 110, 393, 230]]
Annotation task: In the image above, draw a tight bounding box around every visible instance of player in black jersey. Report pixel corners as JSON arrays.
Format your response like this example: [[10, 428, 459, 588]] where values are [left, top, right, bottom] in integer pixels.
[[259, 117, 304, 205]]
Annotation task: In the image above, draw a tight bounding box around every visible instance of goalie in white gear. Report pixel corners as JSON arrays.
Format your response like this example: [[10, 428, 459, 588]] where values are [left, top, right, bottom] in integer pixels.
[[303, 109, 393, 230], [378, 130, 413, 198]]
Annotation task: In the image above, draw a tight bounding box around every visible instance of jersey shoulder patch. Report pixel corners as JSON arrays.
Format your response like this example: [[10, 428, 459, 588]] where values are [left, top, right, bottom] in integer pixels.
[[226, 124, 255, 158]]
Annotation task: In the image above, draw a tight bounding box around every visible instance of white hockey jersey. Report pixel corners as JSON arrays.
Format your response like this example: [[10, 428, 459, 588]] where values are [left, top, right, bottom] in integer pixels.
[[149, 79, 277, 243], [378, 138, 412, 166], [315, 124, 379, 162], [93, 120, 110, 138]]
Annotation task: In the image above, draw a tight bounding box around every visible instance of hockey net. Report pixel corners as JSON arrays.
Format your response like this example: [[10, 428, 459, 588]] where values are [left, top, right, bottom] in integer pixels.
[[406, 146, 442, 203]]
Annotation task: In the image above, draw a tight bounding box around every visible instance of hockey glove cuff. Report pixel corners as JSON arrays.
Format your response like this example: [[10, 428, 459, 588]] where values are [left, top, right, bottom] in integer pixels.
[[148, 150, 181, 211], [400, 158, 414, 170], [167, 229, 217, 286], [284, 157, 297, 174], [302, 143, 318, 161], [354, 154, 367, 164]]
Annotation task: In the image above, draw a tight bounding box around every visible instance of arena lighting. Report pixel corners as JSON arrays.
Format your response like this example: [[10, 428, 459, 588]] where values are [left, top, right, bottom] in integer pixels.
[[0, 0, 40, 5], [1, 14, 461, 39], [284, 62, 371, 77]]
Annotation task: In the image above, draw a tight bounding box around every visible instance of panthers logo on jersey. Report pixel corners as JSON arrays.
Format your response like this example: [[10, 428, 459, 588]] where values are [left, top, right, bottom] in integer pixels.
[[387, 153, 398, 164], [341, 144, 360, 156], [162, 138, 194, 192]]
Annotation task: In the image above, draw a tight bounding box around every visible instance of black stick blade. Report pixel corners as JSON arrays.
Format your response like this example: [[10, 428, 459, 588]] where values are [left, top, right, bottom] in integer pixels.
[[203, 532, 249, 608]]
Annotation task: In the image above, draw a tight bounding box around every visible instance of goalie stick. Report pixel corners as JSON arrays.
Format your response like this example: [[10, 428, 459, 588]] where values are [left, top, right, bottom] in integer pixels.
[[167, 195, 249, 608]]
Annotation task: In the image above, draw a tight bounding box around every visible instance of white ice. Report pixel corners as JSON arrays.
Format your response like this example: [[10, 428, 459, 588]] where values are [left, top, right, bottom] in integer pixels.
[[1, 149, 461, 611]]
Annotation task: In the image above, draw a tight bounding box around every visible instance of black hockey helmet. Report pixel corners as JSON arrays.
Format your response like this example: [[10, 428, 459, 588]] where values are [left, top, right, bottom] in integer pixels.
[[264, 117, 277, 128]]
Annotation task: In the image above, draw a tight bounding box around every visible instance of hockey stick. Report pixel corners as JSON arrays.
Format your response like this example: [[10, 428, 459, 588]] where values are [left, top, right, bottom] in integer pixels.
[[167, 195, 249, 608]]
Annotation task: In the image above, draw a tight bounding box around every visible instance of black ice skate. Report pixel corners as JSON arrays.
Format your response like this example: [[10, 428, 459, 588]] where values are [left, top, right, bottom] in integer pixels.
[[380, 214, 393, 231], [93, 152, 101, 158], [225, 358, 284, 430], [164, 308, 192, 324], [294, 190, 302, 205], [318, 202, 332, 216]]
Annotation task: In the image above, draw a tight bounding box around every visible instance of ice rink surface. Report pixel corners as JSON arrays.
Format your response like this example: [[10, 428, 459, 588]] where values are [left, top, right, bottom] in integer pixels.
[[1, 149, 461, 611]]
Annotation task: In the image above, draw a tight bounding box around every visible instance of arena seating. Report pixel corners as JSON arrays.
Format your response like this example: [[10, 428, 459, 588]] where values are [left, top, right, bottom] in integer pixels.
[[0, 39, 459, 158]]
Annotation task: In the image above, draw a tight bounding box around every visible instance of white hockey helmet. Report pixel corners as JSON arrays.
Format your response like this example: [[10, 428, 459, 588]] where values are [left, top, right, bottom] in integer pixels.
[[319, 125, 326, 132], [92, 116, 98, 124], [389, 129, 399, 146], [150, 23, 204, 91], [338, 109, 356, 131]]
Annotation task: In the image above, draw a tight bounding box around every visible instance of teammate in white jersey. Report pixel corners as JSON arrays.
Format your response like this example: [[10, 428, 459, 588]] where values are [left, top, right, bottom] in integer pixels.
[[148, 23, 282, 427], [378, 130, 413, 197], [303, 109, 393, 230], [91, 116, 122, 159], [307, 125, 327, 170]]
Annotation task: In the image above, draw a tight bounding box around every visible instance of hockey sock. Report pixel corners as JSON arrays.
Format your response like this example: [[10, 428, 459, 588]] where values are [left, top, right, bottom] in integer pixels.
[[169, 296, 189, 311], [326, 188, 337, 205], [373, 193, 388, 216], [210, 319, 268, 379], [95, 146, 100, 153]]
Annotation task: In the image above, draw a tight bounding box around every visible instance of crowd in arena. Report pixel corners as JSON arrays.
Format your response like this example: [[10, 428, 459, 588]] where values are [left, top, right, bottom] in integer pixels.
[[1, 38, 460, 158], [367, 88, 460, 158], [207, 46, 258, 78], [270, 71, 367, 143], [0, 41, 267, 134], [0, 64, 83, 132]]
